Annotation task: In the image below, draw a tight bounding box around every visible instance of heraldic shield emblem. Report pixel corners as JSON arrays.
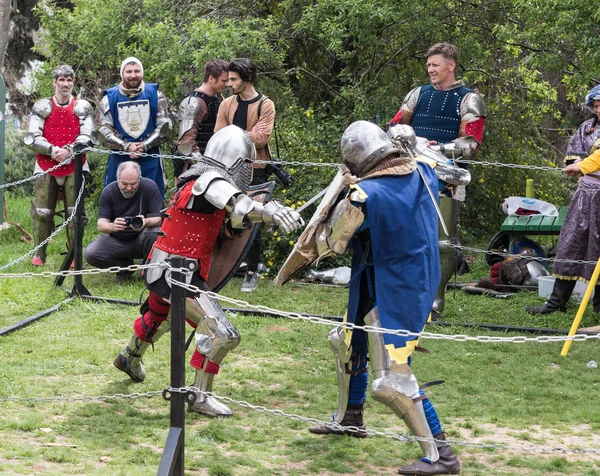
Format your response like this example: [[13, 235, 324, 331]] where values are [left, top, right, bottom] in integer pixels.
[[117, 99, 151, 139], [206, 180, 276, 292]]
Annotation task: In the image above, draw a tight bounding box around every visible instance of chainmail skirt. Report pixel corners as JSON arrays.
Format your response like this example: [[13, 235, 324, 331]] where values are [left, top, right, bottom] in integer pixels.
[[553, 180, 600, 282]]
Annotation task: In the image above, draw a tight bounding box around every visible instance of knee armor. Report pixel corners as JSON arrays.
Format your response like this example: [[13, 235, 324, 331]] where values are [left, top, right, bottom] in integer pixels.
[[187, 293, 241, 365], [364, 308, 439, 463]]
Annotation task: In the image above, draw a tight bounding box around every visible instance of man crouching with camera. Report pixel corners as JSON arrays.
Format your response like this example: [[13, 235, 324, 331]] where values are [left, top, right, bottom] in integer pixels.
[[85, 161, 163, 282]]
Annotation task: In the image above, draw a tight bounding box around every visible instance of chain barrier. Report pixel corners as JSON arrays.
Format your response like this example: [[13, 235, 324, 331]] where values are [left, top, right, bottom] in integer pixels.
[[84, 146, 570, 172], [450, 243, 600, 267], [454, 158, 563, 172], [0, 176, 86, 271], [85, 146, 342, 169], [1, 386, 597, 456], [0, 152, 79, 189], [166, 387, 600, 456], [166, 277, 600, 344], [0, 261, 192, 280], [4, 145, 567, 194], [0, 390, 163, 403]]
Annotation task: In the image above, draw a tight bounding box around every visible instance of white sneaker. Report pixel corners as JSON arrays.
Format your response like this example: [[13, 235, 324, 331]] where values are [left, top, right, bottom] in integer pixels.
[[241, 271, 258, 292]]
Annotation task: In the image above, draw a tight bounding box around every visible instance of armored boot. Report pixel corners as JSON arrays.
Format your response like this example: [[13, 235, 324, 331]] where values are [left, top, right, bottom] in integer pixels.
[[432, 198, 461, 319], [308, 325, 368, 437], [188, 356, 233, 417], [397, 432, 461, 475], [113, 335, 151, 382], [31, 205, 54, 264], [526, 279, 576, 315], [113, 319, 171, 382], [185, 294, 241, 417], [308, 403, 368, 438]]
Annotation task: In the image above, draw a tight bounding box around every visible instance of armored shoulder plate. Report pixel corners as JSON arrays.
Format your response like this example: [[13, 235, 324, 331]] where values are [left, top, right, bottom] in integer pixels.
[[157, 90, 169, 111], [402, 87, 421, 113], [177, 95, 203, 122], [461, 91, 486, 118], [32, 98, 53, 119], [73, 99, 94, 118], [100, 95, 111, 115], [177, 95, 204, 140]]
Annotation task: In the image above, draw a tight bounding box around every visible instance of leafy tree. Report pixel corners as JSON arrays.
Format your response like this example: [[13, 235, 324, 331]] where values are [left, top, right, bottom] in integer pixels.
[[23, 0, 600, 266]]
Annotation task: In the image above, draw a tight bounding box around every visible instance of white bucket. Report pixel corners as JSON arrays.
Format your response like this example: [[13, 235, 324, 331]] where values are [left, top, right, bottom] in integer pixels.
[[537, 276, 594, 300], [537, 275, 554, 298]]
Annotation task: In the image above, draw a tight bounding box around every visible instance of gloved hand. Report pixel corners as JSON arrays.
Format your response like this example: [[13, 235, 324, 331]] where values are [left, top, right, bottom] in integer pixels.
[[272, 205, 304, 233]]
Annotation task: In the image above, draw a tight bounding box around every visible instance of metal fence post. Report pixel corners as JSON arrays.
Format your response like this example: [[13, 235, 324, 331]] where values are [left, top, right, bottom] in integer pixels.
[[68, 150, 90, 296], [0, 75, 5, 225], [158, 257, 195, 476]]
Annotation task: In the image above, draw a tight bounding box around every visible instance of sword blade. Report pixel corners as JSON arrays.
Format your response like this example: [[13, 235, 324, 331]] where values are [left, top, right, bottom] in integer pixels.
[[296, 187, 329, 215], [416, 165, 449, 236]]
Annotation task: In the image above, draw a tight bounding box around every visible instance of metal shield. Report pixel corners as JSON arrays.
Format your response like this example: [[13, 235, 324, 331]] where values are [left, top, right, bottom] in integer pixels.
[[206, 181, 276, 292], [275, 169, 354, 286], [117, 99, 151, 139]]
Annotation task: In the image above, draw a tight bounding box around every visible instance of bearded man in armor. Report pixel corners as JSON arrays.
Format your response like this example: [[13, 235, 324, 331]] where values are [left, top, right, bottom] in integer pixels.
[[276, 121, 461, 475], [387, 42, 486, 320], [24, 64, 96, 266], [100, 57, 172, 199], [174, 59, 229, 182], [113, 125, 304, 417]]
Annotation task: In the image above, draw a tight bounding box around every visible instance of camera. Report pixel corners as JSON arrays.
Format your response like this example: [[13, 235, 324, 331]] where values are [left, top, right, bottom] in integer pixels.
[[122, 215, 144, 231], [265, 160, 294, 188]]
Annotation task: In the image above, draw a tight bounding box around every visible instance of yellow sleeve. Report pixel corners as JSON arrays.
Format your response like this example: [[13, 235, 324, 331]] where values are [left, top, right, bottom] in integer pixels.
[[578, 149, 600, 174]]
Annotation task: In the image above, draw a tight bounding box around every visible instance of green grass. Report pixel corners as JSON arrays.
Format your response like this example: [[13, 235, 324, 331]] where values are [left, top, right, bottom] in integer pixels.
[[1, 194, 600, 475]]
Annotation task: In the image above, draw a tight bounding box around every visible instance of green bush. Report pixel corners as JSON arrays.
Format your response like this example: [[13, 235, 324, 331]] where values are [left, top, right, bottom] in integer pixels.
[[4, 121, 36, 196], [260, 105, 351, 275]]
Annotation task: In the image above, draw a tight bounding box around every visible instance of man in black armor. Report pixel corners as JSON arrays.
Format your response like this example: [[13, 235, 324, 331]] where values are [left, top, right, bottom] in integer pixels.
[[174, 59, 229, 182]]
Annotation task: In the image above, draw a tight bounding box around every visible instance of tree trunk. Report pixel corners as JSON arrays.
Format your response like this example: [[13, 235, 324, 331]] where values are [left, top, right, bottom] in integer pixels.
[[0, 0, 12, 72]]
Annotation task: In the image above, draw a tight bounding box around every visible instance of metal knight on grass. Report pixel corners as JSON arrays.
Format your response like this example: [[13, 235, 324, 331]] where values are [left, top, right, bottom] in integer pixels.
[[276, 121, 462, 475], [24, 64, 97, 267], [388, 42, 486, 321], [114, 125, 304, 417]]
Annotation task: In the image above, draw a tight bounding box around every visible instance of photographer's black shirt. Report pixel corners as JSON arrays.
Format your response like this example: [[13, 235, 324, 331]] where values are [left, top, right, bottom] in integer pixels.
[[98, 178, 163, 241]]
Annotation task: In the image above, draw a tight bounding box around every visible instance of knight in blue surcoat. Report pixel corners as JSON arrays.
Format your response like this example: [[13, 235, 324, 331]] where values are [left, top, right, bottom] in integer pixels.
[[276, 121, 462, 475], [100, 57, 172, 198]]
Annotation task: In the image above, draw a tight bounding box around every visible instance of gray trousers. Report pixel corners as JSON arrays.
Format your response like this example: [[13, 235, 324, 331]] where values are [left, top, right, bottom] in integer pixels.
[[84, 227, 160, 269]]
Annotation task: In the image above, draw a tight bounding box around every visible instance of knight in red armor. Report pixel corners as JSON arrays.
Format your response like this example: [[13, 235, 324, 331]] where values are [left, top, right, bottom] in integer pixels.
[[113, 125, 304, 417], [388, 43, 486, 319], [24, 65, 97, 266]]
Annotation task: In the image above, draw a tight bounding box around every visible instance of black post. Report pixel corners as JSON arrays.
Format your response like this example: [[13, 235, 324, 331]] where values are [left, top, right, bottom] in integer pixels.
[[157, 257, 190, 476], [68, 151, 90, 296]]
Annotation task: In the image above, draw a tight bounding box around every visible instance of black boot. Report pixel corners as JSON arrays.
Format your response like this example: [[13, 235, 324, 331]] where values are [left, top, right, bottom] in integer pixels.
[[525, 279, 576, 315], [593, 285, 600, 313], [397, 432, 461, 475], [308, 403, 367, 438]]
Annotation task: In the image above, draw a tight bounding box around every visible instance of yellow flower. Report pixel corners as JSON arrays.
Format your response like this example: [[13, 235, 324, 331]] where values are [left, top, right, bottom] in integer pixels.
[[289, 240, 294, 246], [277, 237, 281, 242], [273, 231, 278, 237], [291, 204, 296, 209], [479, 178, 484, 184]]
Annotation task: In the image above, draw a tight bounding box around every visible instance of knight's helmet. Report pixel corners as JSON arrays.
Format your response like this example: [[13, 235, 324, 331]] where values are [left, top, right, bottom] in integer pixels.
[[204, 125, 256, 170], [341, 121, 398, 176]]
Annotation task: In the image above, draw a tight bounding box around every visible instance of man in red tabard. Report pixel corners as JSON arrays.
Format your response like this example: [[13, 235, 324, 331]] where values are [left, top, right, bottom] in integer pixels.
[[24, 65, 96, 266]]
